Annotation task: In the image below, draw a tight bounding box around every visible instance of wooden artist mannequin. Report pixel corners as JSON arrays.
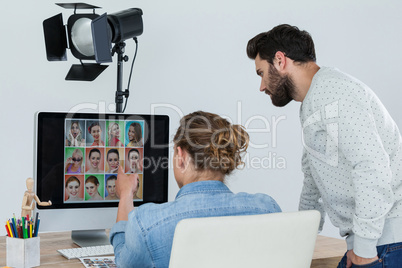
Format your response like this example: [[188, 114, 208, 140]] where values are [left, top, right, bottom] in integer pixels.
[[21, 177, 52, 218]]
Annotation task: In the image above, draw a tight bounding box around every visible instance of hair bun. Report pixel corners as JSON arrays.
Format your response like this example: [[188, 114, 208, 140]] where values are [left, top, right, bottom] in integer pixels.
[[208, 124, 249, 174], [174, 111, 249, 175]]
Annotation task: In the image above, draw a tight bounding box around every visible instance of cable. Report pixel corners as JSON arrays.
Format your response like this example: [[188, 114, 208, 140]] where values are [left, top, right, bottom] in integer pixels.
[[122, 37, 138, 113]]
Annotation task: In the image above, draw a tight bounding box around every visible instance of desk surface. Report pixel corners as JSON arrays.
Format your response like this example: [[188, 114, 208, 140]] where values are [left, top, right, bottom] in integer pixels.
[[0, 232, 346, 267]]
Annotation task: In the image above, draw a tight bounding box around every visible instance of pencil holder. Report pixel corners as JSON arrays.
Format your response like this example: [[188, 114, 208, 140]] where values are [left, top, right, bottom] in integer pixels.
[[6, 237, 40, 268]]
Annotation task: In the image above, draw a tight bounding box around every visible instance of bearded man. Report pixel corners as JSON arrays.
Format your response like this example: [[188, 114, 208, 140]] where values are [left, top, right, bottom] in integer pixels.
[[247, 24, 402, 268]]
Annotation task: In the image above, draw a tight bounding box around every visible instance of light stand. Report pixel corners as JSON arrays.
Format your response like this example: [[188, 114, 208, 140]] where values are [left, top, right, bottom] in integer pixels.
[[112, 42, 129, 113]]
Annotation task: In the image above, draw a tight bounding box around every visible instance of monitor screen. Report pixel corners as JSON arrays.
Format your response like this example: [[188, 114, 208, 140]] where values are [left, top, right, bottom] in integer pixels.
[[35, 112, 169, 211]]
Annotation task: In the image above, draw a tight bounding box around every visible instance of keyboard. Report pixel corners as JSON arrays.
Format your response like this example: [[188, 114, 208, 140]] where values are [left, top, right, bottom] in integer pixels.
[[57, 244, 114, 259]]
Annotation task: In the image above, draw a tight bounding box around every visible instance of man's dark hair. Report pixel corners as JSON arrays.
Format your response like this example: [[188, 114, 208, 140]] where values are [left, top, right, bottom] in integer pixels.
[[247, 24, 316, 64]]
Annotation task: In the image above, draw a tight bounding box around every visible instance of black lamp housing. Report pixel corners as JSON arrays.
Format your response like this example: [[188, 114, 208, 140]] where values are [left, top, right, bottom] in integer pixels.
[[43, 3, 143, 81]]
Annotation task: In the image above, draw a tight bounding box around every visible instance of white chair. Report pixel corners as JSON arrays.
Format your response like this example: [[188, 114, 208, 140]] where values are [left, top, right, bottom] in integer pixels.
[[169, 210, 320, 268]]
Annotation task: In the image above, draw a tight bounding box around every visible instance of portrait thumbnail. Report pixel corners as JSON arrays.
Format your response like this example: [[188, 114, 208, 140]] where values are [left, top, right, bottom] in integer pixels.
[[84, 174, 105, 201], [106, 121, 124, 147], [125, 121, 144, 147], [105, 148, 125, 174], [85, 148, 105, 173], [86, 120, 106, 147], [125, 148, 143, 174], [64, 175, 84, 202], [65, 119, 86, 147], [105, 174, 119, 201], [65, 147, 85, 174], [134, 174, 143, 200]]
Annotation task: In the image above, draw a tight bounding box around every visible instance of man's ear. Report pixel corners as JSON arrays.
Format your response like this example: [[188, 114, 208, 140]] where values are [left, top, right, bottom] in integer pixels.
[[273, 51, 287, 71]]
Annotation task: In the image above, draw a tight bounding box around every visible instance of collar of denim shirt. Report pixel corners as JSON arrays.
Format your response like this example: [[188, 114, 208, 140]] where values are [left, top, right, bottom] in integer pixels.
[[175, 180, 231, 200]]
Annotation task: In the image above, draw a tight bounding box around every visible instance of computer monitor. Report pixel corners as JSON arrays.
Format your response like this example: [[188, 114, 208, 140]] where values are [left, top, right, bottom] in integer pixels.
[[34, 112, 169, 247]]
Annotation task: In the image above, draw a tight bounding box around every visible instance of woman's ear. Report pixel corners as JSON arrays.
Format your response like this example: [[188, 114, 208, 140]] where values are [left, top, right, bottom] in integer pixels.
[[176, 146, 191, 172], [176, 146, 184, 170]]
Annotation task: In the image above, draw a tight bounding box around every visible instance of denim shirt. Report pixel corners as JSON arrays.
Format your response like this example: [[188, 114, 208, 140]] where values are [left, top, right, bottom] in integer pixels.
[[110, 180, 281, 268]]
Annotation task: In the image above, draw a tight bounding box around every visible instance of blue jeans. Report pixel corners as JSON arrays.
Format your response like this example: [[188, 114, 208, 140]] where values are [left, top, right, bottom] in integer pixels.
[[337, 242, 402, 268]]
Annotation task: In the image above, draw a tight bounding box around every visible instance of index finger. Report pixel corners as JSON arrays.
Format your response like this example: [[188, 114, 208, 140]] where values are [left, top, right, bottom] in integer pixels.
[[118, 165, 125, 176]]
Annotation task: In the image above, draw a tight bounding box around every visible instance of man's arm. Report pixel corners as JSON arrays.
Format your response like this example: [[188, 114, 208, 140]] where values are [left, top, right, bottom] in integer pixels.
[[336, 94, 394, 260], [299, 149, 326, 231]]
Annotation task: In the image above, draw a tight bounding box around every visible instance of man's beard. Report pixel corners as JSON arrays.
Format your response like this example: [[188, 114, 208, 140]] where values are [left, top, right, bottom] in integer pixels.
[[265, 64, 295, 107]]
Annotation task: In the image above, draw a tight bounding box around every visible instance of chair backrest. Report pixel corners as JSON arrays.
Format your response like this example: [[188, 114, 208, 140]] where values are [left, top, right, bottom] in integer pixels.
[[169, 210, 320, 268]]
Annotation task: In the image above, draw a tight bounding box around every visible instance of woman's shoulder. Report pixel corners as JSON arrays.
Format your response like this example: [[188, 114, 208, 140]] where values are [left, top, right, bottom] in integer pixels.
[[234, 192, 281, 212], [131, 202, 174, 222]]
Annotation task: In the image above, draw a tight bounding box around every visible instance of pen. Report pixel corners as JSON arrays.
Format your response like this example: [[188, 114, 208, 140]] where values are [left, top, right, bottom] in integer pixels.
[[30, 221, 33, 238]]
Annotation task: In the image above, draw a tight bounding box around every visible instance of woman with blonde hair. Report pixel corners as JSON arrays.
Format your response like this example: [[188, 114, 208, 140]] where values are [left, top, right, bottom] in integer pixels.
[[65, 149, 84, 174], [108, 122, 123, 147], [110, 111, 281, 267]]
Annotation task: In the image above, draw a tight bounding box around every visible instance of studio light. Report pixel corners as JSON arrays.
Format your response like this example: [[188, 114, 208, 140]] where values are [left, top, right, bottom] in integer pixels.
[[43, 3, 143, 113]]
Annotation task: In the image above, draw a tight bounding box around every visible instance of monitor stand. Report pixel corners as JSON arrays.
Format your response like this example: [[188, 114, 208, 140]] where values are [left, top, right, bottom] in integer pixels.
[[71, 229, 110, 247]]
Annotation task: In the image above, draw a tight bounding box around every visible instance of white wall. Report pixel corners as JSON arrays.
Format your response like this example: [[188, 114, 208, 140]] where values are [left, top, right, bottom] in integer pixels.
[[1, 0, 401, 239]]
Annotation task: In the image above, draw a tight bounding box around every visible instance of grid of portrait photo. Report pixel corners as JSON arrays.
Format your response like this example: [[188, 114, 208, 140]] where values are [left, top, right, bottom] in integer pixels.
[[64, 119, 144, 203]]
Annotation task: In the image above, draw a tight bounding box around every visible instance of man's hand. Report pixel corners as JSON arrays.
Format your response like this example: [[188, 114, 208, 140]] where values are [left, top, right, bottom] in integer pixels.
[[116, 166, 139, 199], [346, 250, 378, 268]]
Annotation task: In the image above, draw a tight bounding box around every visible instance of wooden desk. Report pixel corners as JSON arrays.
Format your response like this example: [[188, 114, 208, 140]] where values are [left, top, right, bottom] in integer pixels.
[[311, 235, 346, 267], [0, 232, 346, 267]]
